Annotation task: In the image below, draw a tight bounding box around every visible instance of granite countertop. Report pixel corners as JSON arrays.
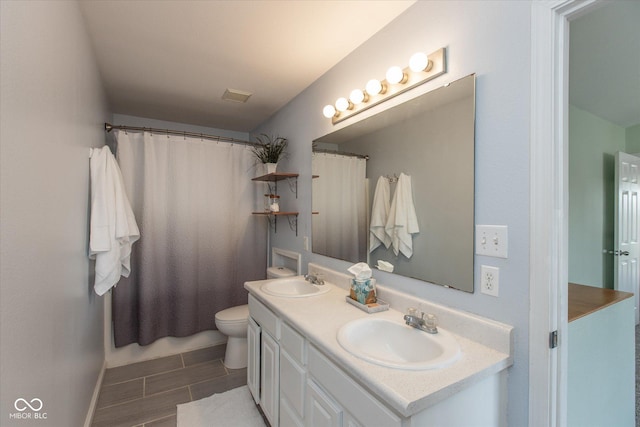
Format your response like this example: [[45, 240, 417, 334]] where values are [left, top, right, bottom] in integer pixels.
[[245, 276, 513, 417]]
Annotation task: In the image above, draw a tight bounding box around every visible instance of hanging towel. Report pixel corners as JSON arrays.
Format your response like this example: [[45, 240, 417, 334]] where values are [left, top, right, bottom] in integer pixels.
[[89, 146, 140, 296], [369, 176, 391, 252], [385, 173, 419, 258]]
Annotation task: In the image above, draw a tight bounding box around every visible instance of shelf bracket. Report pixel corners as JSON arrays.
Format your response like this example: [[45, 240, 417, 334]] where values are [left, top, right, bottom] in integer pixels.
[[286, 177, 298, 198], [286, 214, 298, 236]]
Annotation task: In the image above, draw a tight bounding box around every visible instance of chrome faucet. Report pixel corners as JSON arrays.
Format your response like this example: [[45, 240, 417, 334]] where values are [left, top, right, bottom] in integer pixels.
[[304, 274, 325, 286], [403, 308, 438, 334]]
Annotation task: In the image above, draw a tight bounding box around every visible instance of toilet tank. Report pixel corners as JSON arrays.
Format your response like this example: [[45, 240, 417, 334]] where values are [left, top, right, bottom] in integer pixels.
[[267, 266, 295, 279]]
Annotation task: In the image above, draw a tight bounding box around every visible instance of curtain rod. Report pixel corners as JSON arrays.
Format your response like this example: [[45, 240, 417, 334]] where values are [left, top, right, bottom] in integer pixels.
[[313, 148, 369, 160], [104, 123, 259, 147]]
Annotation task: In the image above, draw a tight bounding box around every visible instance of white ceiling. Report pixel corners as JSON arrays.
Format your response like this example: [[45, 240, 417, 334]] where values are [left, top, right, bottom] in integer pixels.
[[569, 1, 640, 128], [79, 0, 416, 132]]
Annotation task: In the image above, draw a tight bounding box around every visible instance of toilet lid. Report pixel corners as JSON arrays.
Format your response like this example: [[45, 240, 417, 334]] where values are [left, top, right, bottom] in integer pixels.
[[215, 304, 249, 322]]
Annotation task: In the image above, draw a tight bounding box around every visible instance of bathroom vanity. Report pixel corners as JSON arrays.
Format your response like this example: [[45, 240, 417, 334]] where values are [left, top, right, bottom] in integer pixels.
[[245, 264, 513, 427]]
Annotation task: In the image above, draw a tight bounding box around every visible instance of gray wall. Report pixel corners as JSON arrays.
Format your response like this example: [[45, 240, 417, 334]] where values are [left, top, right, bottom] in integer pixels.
[[0, 1, 109, 425], [342, 94, 474, 290], [255, 1, 531, 425]]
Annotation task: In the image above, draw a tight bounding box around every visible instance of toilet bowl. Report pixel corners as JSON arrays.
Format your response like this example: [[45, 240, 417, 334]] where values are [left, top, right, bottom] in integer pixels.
[[215, 304, 250, 369], [214, 266, 295, 369]]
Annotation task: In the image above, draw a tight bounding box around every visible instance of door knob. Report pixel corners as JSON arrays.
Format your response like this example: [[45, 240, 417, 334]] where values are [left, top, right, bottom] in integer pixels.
[[614, 250, 630, 256]]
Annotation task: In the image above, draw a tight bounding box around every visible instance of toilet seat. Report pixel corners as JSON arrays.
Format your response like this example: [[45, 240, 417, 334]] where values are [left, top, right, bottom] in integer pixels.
[[215, 304, 249, 324]]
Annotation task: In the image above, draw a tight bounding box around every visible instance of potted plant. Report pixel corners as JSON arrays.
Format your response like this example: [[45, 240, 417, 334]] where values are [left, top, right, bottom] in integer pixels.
[[250, 133, 288, 175]]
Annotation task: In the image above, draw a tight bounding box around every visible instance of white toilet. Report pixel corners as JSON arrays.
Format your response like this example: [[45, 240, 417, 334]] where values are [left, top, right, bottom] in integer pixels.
[[215, 266, 295, 369]]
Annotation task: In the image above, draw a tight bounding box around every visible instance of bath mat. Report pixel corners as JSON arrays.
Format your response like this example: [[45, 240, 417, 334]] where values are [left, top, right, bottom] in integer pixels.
[[177, 385, 266, 427]]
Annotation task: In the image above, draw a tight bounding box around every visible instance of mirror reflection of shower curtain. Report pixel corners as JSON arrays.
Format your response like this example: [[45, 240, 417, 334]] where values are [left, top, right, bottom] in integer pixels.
[[312, 152, 367, 263], [111, 130, 266, 347]]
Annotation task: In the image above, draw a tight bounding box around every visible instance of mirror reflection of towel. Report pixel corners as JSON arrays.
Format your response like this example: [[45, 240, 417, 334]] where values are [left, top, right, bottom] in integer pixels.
[[385, 173, 419, 258], [369, 176, 391, 252]]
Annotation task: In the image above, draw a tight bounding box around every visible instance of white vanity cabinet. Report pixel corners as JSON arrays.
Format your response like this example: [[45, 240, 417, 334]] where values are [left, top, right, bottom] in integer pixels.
[[247, 317, 261, 404], [246, 274, 513, 427], [262, 332, 280, 426], [248, 294, 280, 426], [307, 345, 401, 427], [279, 322, 307, 427], [248, 295, 401, 427]]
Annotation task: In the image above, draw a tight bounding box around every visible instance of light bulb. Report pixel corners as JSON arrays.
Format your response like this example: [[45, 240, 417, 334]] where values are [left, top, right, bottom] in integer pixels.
[[386, 66, 405, 84], [322, 104, 336, 118], [335, 97, 351, 112], [349, 89, 366, 105], [365, 79, 383, 96], [409, 52, 430, 72]]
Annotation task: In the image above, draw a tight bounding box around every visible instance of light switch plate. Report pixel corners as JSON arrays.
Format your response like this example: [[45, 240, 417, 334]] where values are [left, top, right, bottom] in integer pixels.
[[476, 225, 508, 258]]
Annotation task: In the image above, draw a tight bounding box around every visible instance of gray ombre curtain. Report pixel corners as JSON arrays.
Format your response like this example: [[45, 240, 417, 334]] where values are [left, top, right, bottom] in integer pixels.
[[112, 130, 266, 347], [312, 152, 367, 263]]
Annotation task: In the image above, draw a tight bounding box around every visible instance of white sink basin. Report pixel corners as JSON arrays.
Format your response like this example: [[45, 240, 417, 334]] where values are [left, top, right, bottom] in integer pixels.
[[337, 318, 461, 370], [261, 277, 331, 298]]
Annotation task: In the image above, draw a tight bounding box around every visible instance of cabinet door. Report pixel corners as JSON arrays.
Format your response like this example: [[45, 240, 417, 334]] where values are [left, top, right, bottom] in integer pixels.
[[344, 414, 364, 427], [261, 332, 280, 427], [280, 349, 306, 420], [247, 317, 261, 404], [281, 399, 305, 427], [306, 379, 342, 427]]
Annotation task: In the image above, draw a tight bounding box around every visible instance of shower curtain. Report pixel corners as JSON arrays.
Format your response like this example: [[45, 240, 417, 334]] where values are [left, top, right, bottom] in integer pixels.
[[312, 152, 367, 263], [112, 130, 266, 347]]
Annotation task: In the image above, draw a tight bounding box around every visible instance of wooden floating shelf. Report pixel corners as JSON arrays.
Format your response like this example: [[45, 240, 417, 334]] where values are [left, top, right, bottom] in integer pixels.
[[252, 172, 299, 182], [252, 212, 298, 216]]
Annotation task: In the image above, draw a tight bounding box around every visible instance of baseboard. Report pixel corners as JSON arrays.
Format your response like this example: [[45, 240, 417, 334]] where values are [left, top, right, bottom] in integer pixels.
[[105, 330, 226, 368], [84, 360, 107, 427]]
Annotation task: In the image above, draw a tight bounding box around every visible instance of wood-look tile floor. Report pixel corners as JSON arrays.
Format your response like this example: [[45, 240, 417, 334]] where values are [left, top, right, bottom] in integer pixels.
[[91, 344, 246, 427]]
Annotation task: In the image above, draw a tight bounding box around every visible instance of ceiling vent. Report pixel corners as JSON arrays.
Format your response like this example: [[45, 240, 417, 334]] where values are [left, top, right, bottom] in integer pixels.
[[222, 88, 252, 103]]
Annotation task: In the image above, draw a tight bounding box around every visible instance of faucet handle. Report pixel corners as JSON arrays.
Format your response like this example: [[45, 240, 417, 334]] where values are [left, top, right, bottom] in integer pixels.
[[407, 307, 418, 317], [424, 313, 438, 333]]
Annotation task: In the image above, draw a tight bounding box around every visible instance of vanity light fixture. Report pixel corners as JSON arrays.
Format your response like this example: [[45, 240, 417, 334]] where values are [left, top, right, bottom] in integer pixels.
[[322, 104, 337, 118], [365, 79, 384, 97], [385, 66, 406, 85], [349, 89, 367, 105], [323, 47, 447, 124], [409, 52, 431, 72], [335, 97, 352, 112]]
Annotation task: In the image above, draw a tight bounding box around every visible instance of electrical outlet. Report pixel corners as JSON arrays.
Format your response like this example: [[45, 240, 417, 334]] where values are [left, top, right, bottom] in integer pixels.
[[480, 265, 499, 297]]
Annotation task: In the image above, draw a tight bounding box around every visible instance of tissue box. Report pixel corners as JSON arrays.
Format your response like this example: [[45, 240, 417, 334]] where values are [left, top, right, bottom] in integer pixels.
[[349, 278, 376, 304]]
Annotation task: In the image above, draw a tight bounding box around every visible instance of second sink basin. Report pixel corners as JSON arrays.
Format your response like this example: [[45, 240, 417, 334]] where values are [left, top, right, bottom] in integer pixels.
[[337, 317, 461, 370], [261, 276, 331, 298]]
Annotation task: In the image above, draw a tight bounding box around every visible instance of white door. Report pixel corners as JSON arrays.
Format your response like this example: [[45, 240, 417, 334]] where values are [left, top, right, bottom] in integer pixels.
[[614, 151, 640, 324]]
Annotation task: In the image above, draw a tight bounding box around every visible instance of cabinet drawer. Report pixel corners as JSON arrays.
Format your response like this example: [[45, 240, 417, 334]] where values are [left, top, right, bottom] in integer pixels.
[[281, 322, 305, 364], [248, 294, 279, 338], [307, 379, 343, 427], [308, 345, 401, 427]]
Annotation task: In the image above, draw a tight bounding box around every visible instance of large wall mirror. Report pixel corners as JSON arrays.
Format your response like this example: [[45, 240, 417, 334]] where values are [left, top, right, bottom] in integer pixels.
[[312, 74, 476, 292]]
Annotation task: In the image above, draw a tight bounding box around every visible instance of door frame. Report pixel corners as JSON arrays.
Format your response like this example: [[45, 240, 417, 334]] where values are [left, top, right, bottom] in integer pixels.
[[529, 1, 601, 426]]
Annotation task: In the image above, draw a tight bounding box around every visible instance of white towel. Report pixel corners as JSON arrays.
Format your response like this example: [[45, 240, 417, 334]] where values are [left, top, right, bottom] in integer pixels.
[[369, 176, 391, 252], [385, 173, 419, 258], [89, 146, 140, 296]]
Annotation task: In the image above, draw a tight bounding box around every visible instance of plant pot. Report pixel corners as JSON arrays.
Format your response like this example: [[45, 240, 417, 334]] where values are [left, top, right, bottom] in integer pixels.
[[265, 162, 278, 174]]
